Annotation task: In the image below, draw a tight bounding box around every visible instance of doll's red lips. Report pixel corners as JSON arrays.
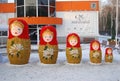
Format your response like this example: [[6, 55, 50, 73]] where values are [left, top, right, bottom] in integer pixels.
[[15, 32, 18, 34]]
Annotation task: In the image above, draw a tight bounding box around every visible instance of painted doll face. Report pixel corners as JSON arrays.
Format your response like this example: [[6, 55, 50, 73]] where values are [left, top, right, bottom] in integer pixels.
[[43, 29, 53, 43], [11, 26, 23, 37], [92, 42, 99, 50], [68, 35, 78, 46], [107, 48, 112, 54], [11, 21, 24, 37]]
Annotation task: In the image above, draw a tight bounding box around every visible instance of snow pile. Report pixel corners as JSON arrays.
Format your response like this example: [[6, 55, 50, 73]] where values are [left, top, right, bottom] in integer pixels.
[[0, 44, 120, 81]]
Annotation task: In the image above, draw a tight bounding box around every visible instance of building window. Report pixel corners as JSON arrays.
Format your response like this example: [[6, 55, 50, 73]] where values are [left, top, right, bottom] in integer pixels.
[[38, 0, 55, 17], [50, 0, 55, 17], [25, 0, 36, 6], [16, 0, 24, 17], [38, 0, 48, 17], [0, 31, 7, 36], [38, 0, 48, 5], [17, 6, 24, 17], [26, 6, 36, 17], [25, 0, 36, 17], [17, 0, 24, 6], [91, 3, 96, 9], [16, 0, 56, 17], [29, 25, 37, 44], [38, 6, 48, 17], [0, 31, 7, 46], [0, 0, 7, 3], [50, 7, 55, 17]]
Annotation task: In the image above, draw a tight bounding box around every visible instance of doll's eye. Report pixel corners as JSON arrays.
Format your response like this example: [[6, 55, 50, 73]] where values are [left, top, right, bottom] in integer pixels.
[[18, 29, 21, 31], [49, 36, 52, 38]]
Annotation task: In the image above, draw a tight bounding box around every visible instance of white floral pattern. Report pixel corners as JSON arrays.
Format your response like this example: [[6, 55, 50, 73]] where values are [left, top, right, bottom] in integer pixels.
[[107, 56, 112, 60], [43, 48, 54, 58], [9, 44, 24, 56], [70, 49, 79, 57], [93, 52, 100, 58]]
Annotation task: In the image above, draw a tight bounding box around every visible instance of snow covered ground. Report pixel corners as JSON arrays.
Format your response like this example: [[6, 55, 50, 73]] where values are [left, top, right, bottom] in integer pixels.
[[0, 43, 120, 81]]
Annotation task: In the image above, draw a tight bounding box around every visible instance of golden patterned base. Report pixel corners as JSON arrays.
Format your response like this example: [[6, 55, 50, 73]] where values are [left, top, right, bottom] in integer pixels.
[[90, 51, 102, 64], [38, 45, 58, 64], [66, 48, 82, 64], [7, 38, 31, 65]]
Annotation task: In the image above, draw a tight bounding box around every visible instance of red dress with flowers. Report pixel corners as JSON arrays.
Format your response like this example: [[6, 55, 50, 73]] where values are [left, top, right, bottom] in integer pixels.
[[66, 33, 82, 64], [38, 26, 58, 64], [7, 19, 31, 64], [89, 40, 102, 64]]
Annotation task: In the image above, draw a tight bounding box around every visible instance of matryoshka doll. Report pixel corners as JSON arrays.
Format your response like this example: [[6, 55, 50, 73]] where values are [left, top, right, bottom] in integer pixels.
[[7, 19, 31, 65], [105, 48, 113, 63], [89, 40, 102, 64], [66, 33, 82, 64], [38, 25, 58, 64]]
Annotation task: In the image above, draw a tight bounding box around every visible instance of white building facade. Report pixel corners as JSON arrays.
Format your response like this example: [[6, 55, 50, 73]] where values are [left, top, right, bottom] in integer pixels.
[[56, 0, 99, 42], [0, 0, 99, 44]]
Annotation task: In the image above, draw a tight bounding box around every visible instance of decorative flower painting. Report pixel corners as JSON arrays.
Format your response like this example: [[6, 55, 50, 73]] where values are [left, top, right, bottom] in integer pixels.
[[9, 44, 24, 57], [66, 33, 82, 64], [7, 19, 31, 65], [38, 25, 58, 64]]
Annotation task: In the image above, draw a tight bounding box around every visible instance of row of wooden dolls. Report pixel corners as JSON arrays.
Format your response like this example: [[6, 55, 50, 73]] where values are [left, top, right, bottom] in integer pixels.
[[7, 19, 113, 65]]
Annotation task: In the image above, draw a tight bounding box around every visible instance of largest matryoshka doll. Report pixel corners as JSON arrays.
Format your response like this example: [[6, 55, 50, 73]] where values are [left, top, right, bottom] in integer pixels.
[[66, 33, 82, 64], [38, 25, 58, 64], [89, 40, 102, 64], [7, 19, 31, 65]]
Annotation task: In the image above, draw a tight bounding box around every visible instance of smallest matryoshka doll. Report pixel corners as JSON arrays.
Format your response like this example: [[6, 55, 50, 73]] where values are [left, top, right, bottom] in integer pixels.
[[105, 48, 113, 63], [89, 40, 102, 64], [66, 33, 82, 64], [38, 25, 58, 64]]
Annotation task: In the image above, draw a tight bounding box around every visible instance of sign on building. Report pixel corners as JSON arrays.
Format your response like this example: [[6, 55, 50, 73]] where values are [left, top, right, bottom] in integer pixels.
[[57, 11, 99, 37]]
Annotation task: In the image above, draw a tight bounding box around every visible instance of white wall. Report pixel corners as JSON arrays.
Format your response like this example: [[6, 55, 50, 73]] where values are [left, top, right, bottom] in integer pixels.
[[0, 13, 14, 31], [8, 0, 14, 3], [56, 11, 99, 37]]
